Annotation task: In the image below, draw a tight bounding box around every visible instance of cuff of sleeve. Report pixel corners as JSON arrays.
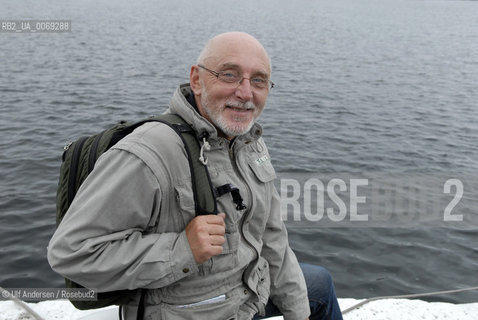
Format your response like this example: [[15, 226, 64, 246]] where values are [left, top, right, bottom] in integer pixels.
[[170, 230, 199, 281], [280, 296, 311, 320]]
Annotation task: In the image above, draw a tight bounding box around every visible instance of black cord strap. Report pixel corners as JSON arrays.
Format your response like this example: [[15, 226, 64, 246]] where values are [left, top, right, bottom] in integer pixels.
[[215, 184, 247, 211]]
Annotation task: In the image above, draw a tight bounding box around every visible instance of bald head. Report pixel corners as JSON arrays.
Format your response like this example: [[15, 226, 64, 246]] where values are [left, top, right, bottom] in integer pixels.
[[197, 32, 271, 73]]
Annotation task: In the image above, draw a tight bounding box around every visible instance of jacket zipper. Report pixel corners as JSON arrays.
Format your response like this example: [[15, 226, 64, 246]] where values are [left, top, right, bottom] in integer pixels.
[[228, 141, 258, 262]]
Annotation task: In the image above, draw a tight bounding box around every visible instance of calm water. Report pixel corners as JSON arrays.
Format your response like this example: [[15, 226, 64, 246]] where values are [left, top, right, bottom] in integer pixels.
[[1, 0, 477, 305]]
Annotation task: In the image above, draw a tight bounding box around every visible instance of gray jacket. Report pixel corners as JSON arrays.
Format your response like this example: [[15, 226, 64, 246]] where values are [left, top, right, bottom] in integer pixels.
[[48, 84, 310, 320]]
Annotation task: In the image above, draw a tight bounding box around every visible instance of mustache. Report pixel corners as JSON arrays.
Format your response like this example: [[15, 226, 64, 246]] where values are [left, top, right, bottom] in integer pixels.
[[225, 100, 256, 110]]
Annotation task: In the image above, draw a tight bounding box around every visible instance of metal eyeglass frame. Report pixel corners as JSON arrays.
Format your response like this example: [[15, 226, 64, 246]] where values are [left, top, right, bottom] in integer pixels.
[[197, 64, 275, 90]]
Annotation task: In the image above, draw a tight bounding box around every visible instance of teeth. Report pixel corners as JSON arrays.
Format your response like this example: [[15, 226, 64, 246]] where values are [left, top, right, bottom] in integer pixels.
[[229, 106, 246, 111], [227, 105, 252, 111], [225, 100, 256, 111]]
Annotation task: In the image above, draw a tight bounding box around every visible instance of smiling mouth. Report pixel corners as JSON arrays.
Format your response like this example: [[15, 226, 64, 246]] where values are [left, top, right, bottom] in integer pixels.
[[225, 101, 255, 112], [227, 105, 253, 112]]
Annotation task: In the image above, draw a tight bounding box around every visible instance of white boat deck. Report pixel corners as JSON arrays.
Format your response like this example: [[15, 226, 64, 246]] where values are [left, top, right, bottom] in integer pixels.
[[1, 298, 477, 320]]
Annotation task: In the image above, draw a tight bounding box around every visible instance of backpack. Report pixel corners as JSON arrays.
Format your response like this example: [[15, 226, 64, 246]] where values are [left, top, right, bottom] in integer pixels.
[[55, 113, 217, 316]]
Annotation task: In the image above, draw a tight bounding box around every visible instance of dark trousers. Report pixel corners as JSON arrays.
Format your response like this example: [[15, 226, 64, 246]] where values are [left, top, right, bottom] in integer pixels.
[[254, 263, 343, 320]]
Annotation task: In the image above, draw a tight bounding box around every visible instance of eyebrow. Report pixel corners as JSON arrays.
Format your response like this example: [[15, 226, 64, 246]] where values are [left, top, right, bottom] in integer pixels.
[[220, 63, 270, 78]]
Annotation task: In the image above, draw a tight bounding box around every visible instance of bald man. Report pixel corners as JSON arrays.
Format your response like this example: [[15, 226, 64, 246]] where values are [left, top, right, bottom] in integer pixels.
[[48, 32, 343, 320]]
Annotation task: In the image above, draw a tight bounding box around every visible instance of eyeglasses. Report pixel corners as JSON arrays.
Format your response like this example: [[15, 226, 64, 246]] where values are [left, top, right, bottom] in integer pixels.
[[197, 64, 274, 90]]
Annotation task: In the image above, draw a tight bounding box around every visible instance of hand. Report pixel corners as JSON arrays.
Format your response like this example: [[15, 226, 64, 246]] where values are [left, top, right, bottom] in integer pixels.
[[185, 213, 226, 264]]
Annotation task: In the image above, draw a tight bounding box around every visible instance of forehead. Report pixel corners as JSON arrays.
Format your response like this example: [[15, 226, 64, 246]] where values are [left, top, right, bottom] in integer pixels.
[[204, 37, 271, 75]]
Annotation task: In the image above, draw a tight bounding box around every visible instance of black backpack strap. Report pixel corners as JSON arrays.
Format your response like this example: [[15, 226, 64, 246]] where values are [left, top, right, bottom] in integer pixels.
[[136, 289, 146, 320], [141, 114, 218, 215], [118, 289, 146, 320]]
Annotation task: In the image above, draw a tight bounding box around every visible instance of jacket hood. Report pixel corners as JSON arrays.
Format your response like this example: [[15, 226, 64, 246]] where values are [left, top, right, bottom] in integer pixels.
[[166, 83, 263, 144]]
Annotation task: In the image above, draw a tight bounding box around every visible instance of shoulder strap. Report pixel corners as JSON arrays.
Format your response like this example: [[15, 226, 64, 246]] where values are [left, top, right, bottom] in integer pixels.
[[140, 114, 218, 216]]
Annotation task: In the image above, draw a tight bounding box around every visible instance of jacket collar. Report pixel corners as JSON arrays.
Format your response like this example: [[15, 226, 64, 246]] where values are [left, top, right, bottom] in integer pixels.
[[167, 83, 263, 144]]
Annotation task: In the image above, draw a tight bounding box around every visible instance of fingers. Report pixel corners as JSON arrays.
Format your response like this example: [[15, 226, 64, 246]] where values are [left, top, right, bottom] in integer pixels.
[[209, 234, 226, 246], [206, 213, 226, 226], [207, 243, 224, 257], [185, 213, 227, 264], [207, 223, 225, 234]]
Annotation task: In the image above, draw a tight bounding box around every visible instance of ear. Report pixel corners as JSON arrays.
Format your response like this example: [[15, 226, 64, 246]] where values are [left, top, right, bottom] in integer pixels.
[[189, 65, 202, 95]]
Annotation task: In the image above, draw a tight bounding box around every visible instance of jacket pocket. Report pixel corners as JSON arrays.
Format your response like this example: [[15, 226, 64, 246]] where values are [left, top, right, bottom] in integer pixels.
[[209, 228, 239, 273], [247, 154, 276, 183], [151, 294, 240, 320]]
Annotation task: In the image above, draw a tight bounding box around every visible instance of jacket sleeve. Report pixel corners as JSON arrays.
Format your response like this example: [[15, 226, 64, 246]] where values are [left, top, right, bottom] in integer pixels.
[[261, 185, 311, 320], [47, 147, 199, 292]]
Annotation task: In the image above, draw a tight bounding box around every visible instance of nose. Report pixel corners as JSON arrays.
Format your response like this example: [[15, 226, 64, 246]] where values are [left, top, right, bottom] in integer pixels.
[[235, 78, 254, 101]]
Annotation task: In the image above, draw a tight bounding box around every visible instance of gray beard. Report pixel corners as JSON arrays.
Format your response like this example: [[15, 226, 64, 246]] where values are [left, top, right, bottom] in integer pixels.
[[201, 89, 257, 137]]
